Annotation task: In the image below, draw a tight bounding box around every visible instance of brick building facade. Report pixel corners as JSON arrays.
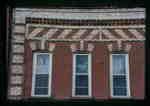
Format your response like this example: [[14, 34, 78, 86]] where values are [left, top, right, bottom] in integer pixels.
[[7, 8, 145, 100]]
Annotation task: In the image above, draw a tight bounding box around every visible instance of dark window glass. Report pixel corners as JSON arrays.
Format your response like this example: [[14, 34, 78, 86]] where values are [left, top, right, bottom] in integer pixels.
[[34, 88, 48, 95], [76, 55, 88, 73], [76, 75, 88, 87], [75, 88, 88, 95], [113, 76, 127, 88], [113, 88, 127, 96], [35, 74, 49, 87]]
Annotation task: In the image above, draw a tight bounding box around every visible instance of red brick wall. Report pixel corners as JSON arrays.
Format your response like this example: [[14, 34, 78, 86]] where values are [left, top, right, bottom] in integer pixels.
[[52, 42, 73, 100], [24, 40, 33, 98], [92, 42, 109, 99], [23, 41, 145, 100], [129, 42, 145, 99]]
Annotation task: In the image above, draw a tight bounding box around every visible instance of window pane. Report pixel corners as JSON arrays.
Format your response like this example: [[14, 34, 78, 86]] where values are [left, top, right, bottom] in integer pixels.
[[113, 76, 127, 88], [35, 74, 49, 87], [76, 75, 88, 87], [75, 88, 88, 95], [76, 55, 88, 73], [34, 88, 48, 95], [112, 55, 126, 75], [36, 66, 49, 74], [36, 54, 50, 74], [113, 88, 127, 96], [37, 54, 49, 65]]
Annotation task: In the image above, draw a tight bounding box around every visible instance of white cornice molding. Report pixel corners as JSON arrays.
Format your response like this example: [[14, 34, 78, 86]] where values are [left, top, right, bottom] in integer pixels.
[[15, 8, 145, 13], [27, 24, 145, 29], [14, 8, 145, 24]]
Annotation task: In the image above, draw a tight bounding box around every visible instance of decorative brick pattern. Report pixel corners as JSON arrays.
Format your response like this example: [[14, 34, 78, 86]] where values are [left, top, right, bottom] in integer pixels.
[[125, 44, 132, 51], [10, 87, 22, 96], [87, 43, 95, 52], [48, 43, 56, 52], [10, 76, 23, 84], [26, 18, 145, 26], [12, 55, 24, 63], [12, 44, 24, 53], [107, 44, 113, 51], [27, 25, 145, 42], [14, 25, 25, 33], [12, 35, 25, 43], [70, 44, 77, 52], [11, 65, 23, 74], [29, 42, 37, 50]]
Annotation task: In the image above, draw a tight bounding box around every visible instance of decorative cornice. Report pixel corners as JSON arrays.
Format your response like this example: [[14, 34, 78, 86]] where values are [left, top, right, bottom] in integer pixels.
[[14, 8, 145, 24], [107, 42, 132, 52], [25, 18, 144, 26], [48, 43, 56, 52], [117, 40, 122, 50], [70, 43, 77, 52], [16, 8, 145, 13], [27, 38, 145, 42], [107, 44, 113, 52], [26, 24, 145, 29], [80, 40, 84, 51], [87, 43, 95, 52], [125, 44, 132, 52], [26, 24, 145, 42], [29, 42, 37, 50]]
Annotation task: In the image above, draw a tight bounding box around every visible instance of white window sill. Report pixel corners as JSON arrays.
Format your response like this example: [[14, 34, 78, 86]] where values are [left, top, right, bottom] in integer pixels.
[[111, 96, 131, 99]]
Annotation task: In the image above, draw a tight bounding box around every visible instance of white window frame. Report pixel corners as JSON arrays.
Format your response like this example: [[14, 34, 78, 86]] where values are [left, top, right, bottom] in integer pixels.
[[110, 54, 131, 98], [72, 54, 92, 97], [31, 53, 53, 97]]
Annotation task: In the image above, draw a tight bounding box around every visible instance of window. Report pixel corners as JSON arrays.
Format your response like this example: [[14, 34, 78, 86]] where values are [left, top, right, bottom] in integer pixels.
[[72, 54, 91, 97], [110, 54, 130, 98], [32, 53, 52, 97]]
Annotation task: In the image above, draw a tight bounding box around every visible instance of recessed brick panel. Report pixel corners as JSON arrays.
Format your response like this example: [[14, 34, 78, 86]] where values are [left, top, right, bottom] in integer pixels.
[[52, 42, 72, 99], [10, 87, 22, 96], [24, 40, 33, 98], [129, 42, 145, 99], [92, 42, 110, 99]]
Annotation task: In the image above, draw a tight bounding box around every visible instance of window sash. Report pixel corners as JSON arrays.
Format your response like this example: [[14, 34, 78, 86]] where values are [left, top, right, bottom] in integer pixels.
[[110, 54, 130, 98], [72, 54, 91, 97], [32, 53, 52, 97]]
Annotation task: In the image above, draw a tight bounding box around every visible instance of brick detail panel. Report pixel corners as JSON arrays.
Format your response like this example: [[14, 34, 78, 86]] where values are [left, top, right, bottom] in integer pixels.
[[92, 42, 109, 99], [14, 25, 25, 33], [52, 42, 72, 100], [10, 87, 22, 96], [10, 76, 23, 84], [12, 34, 25, 43], [12, 44, 24, 53], [12, 54, 24, 63], [129, 42, 145, 99], [11, 65, 23, 74], [24, 40, 33, 98]]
